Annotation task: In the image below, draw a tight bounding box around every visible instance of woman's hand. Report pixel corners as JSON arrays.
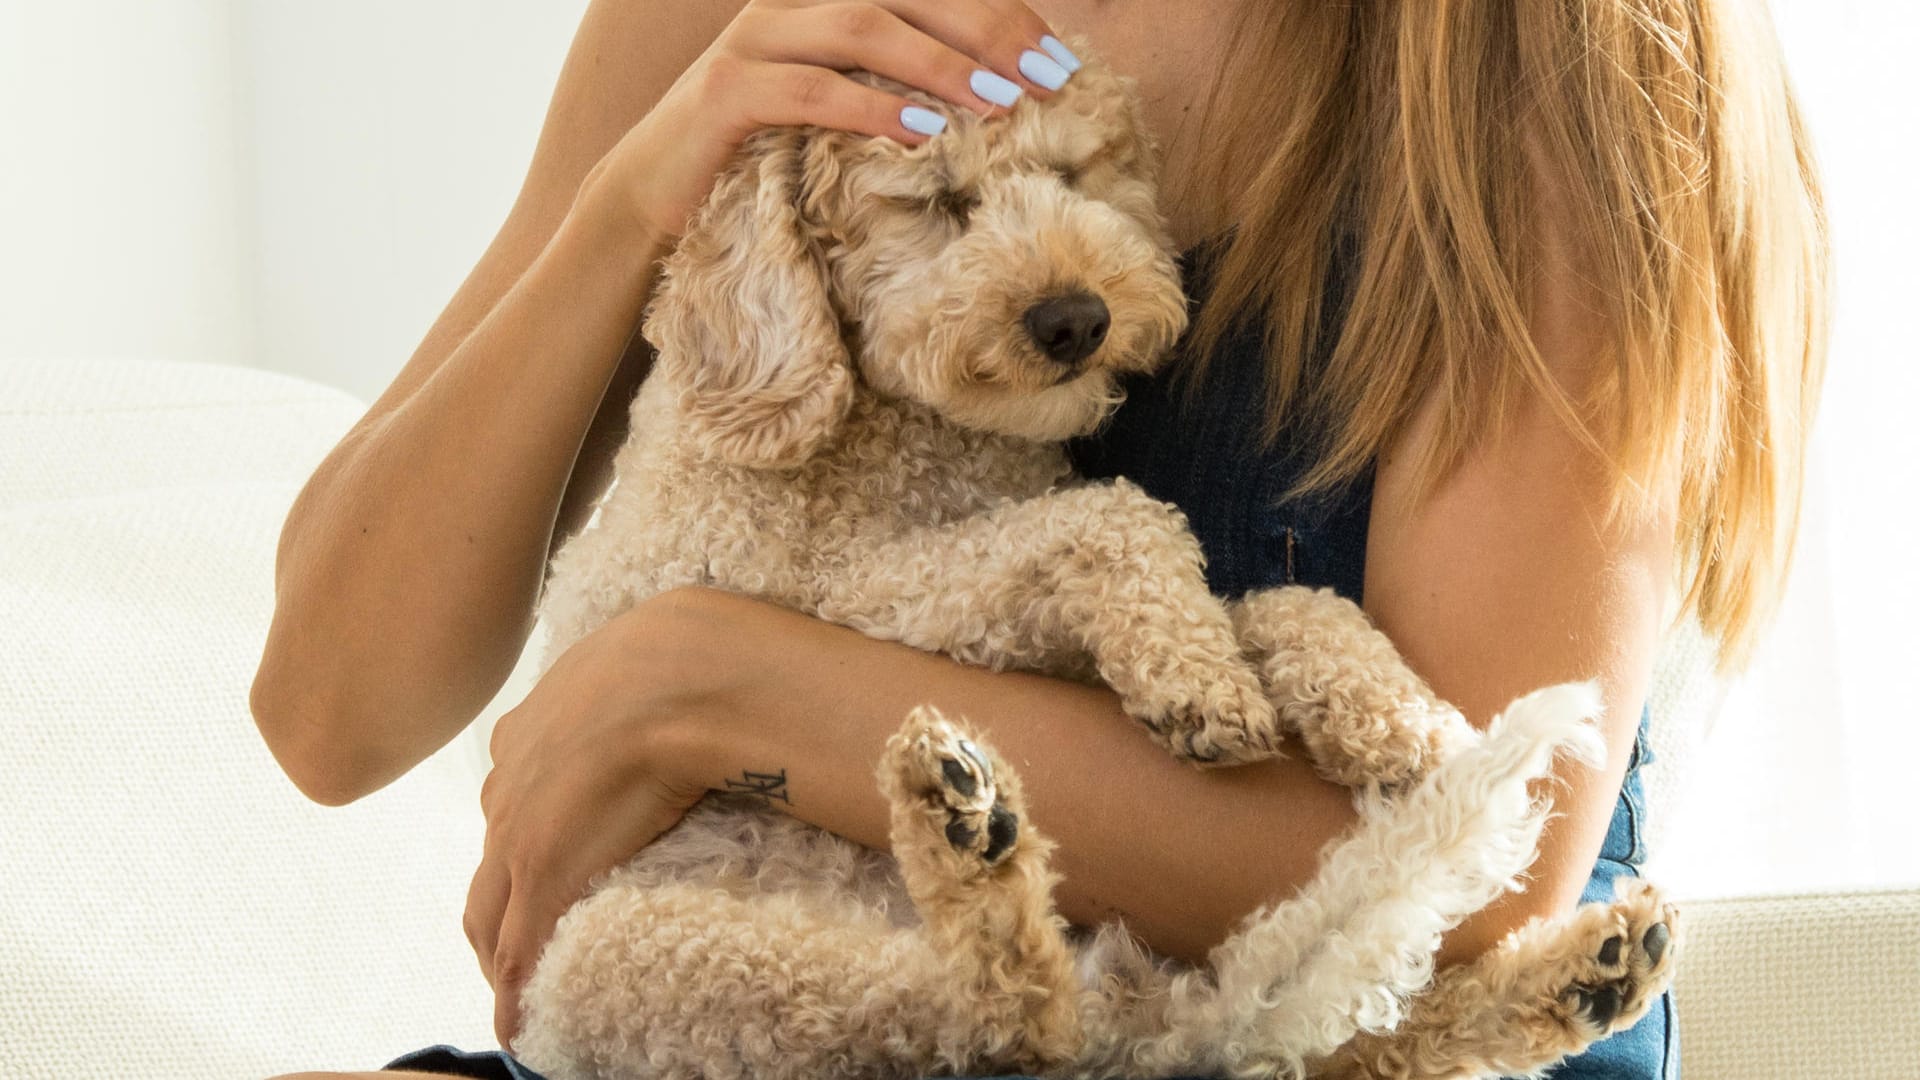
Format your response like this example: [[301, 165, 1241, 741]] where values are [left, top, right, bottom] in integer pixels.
[[463, 601, 717, 1047], [582, 0, 1076, 240]]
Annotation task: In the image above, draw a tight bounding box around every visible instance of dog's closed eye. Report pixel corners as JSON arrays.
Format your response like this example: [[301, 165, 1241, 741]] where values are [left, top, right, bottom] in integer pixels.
[[875, 187, 978, 226], [933, 187, 980, 225]]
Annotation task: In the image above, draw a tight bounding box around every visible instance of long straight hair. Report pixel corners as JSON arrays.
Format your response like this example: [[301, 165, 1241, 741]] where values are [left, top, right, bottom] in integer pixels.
[[1186, 0, 1830, 670]]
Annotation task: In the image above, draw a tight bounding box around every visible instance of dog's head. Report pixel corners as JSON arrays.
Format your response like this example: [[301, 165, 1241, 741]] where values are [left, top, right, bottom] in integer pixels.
[[645, 46, 1188, 468]]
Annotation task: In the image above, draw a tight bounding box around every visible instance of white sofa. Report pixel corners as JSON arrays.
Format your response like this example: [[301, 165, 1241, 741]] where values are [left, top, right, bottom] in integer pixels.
[[4, 357, 1915, 1079]]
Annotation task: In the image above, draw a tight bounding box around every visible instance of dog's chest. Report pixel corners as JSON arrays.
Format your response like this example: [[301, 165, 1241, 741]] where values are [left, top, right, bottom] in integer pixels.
[[611, 386, 1073, 602], [816, 396, 1073, 528]]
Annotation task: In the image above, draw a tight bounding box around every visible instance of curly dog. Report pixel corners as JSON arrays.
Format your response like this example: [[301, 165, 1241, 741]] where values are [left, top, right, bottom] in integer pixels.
[[519, 45, 1678, 1080]]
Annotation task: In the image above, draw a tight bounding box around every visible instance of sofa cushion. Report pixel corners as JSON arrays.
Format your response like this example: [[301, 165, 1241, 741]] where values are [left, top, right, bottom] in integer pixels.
[[1, 358, 497, 1077], [1676, 887, 1920, 1079]]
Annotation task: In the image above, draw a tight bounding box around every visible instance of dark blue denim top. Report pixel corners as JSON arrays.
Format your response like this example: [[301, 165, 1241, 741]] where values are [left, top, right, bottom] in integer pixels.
[[1069, 242, 1373, 603]]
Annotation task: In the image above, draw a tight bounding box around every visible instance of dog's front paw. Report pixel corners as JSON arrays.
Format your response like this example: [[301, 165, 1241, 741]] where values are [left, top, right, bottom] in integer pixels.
[[1233, 586, 1476, 787], [884, 707, 1021, 872], [1284, 696, 1478, 788], [1552, 878, 1682, 1040], [1125, 662, 1281, 767]]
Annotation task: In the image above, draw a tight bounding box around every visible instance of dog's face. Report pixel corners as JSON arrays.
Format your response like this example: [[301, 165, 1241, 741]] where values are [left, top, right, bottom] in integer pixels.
[[645, 48, 1188, 468], [810, 64, 1188, 443]]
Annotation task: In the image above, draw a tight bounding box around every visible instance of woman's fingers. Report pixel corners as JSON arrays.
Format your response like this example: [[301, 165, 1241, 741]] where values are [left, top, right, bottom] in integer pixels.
[[824, 0, 1057, 84], [492, 892, 564, 1046], [758, 0, 1054, 64], [462, 843, 511, 986], [699, 0, 1090, 145], [739, 4, 1023, 117], [730, 1, 1078, 118], [470, 852, 571, 1044], [703, 57, 946, 144], [874, 0, 1068, 91]]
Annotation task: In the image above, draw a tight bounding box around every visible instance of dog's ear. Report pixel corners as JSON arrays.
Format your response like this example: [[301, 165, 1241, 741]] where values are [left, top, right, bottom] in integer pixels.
[[644, 128, 852, 469]]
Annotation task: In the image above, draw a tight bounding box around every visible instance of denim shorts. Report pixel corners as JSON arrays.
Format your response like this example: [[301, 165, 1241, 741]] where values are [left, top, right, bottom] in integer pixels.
[[388, 712, 1676, 1080]]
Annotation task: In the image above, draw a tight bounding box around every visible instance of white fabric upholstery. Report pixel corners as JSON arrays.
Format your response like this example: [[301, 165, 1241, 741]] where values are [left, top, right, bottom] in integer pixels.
[[3, 357, 1910, 1079], [1675, 888, 1920, 1079], [1, 358, 496, 1077]]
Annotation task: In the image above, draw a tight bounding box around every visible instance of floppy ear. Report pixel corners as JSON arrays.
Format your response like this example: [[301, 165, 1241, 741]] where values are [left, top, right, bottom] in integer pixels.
[[644, 128, 852, 469]]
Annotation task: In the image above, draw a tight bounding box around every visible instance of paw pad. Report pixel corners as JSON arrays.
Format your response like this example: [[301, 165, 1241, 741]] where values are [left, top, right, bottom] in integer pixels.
[[982, 804, 1019, 862], [1642, 922, 1670, 966], [1560, 906, 1679, 1038], [1573, 985, 1622, 1027], [939, 737, 991, 802], [932, 754, 1019, 867], [895, 712, 1021, 868]]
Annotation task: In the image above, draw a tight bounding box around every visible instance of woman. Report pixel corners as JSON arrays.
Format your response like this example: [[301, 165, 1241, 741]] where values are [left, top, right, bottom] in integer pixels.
[[254, 1, 1828, 1078]]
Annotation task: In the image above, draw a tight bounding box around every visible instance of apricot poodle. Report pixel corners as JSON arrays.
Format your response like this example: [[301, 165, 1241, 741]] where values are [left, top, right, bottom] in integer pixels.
[[520, 47, 1678, 1080]]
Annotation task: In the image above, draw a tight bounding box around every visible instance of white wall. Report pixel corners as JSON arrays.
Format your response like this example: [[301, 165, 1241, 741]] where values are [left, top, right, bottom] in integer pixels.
[[1, 0, 253, 368], [0, 0, 584, 399], [1648, 0, 1920, 898], [238, 0, 587, 400]]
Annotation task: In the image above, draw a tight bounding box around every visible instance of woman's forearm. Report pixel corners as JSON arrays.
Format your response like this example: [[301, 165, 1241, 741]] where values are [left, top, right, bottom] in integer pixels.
[[669, 590, 1360, 964], [254, 183, 667, 805], [664, 589, 1623, 968]]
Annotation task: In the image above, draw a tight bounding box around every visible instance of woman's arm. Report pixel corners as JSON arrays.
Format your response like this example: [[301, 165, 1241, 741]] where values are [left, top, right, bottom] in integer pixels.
[[650, 588, 1361, 960], [251, 192, 665, 806], [1363, 170, 1678, 959], [249, 1, 736, 804]]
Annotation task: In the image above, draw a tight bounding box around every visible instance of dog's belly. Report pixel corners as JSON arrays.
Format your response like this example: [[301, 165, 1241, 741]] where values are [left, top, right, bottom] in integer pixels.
[[588, 797, 918, 927]]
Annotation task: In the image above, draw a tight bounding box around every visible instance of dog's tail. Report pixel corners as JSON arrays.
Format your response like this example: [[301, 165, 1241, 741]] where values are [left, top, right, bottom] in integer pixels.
[[1139, 682, 1607, 1080]]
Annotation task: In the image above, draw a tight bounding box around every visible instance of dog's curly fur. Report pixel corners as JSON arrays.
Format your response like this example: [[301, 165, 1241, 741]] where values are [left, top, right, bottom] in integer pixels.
[[516, 47, 1679, 1080]]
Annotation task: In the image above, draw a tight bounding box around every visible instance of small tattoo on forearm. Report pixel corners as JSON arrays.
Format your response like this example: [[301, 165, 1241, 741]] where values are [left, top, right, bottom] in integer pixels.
[[724, 767, 791, 806]]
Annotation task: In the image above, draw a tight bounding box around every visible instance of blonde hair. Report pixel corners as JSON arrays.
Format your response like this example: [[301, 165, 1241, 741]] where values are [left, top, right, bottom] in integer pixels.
[[1187, 0, 1830, 671]]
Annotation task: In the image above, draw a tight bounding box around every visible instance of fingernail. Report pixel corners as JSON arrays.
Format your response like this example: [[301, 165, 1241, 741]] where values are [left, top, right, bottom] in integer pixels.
[[1038, 35, 1082, 74], [1018, 50, 1070, 91], [969, 69, 1023, 108], [900, 106, 947, 137]]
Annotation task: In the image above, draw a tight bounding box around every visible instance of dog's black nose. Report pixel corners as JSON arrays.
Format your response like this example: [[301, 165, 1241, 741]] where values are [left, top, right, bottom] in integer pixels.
[[1024, 292, 1110, 367]]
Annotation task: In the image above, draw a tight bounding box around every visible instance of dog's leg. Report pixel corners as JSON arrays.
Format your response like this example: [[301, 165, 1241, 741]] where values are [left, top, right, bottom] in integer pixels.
[[1232, 588, 1475, 788], [878, 707, 1085, 1071], [516, 872, 1032, 1080], [1317, 877, 1681, 1079], [1102, 685, 1606, 1080], [821, 479, 1277, 765]]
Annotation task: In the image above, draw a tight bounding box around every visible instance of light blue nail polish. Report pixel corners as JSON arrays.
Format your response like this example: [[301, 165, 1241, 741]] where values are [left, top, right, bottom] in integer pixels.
[[1019, 49, 1070, 91], [900, 106, 947, 137], [969, 68, 1023, 108], [1039, 35, 1082, 74]]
